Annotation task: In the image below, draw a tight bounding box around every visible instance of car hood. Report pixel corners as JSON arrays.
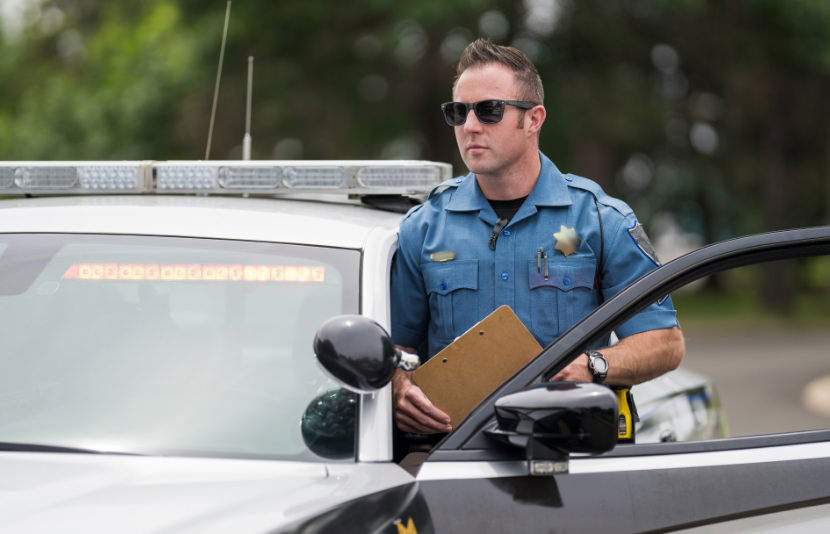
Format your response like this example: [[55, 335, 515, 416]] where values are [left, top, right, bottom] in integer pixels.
[[0, 452, 404, 533]]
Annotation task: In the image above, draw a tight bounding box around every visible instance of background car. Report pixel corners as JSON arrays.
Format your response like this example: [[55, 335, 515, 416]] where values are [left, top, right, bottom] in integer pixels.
[[0, 161, 824, 533]]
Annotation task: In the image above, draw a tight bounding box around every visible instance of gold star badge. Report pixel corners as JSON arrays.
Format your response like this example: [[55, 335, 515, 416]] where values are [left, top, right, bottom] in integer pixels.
[[553, 225, 580, 257]]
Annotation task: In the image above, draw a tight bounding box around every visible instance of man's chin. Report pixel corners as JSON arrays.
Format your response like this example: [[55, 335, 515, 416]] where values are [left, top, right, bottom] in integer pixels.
[[462, 156, 496, 175]]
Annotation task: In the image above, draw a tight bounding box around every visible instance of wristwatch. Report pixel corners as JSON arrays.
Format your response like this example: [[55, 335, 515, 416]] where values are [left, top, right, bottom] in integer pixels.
[[586, 350, 608, 384]]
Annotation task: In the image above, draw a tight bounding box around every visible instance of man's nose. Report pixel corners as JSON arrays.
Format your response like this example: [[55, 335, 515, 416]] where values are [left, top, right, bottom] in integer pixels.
[[461, 110, 484, 133]]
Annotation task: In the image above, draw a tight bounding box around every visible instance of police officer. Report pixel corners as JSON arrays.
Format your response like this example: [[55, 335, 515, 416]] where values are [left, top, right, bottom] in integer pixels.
[[390, 39, 684, 435]]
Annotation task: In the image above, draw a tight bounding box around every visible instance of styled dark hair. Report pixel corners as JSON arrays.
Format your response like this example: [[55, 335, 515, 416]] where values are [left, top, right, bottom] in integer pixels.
[[455, 38, 544, 104]]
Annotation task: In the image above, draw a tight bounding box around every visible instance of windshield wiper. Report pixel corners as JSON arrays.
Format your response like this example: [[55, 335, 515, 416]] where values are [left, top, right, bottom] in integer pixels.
[[0, 441, 142, 455]]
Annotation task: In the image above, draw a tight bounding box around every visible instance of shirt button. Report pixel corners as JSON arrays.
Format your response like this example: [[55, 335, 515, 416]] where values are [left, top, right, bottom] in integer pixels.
[[503, 229, 511, 236], [439, 281, 447, 290], [563, 277, 571, 286], [501, 272, 509, 281]]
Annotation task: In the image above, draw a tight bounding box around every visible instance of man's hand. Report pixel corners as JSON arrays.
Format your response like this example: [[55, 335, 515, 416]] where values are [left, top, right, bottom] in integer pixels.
[[551, 353, 592, 382], [392, 369, 452, 434]]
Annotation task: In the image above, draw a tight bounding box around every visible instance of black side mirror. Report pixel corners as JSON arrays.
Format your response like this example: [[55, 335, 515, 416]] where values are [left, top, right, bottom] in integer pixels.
[[313, 315, 399, 393], [301, 388, 358, 459], [485, 382, 618, 461]]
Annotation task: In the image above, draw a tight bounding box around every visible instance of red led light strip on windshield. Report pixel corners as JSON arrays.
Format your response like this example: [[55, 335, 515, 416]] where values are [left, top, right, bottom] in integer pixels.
[[62, 263, 326, 283]]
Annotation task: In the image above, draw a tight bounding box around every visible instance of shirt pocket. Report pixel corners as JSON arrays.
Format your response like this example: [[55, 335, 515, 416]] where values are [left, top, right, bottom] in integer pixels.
[[528, 257, 597, 343], [422, 260, 479, 340]]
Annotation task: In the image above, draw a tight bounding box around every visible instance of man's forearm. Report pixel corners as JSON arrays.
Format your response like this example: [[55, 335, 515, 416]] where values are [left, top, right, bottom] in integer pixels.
[[602, 327, 684, 385]]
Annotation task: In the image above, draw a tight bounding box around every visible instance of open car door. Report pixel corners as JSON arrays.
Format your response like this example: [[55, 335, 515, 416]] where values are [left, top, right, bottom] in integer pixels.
[[411, 227, 830, 532]]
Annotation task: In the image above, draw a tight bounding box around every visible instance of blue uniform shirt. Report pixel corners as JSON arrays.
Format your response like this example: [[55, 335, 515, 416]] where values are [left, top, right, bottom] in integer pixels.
[[391, 152, 678, 357]]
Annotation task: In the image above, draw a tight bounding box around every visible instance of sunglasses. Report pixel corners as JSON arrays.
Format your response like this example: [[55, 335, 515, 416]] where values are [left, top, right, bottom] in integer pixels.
[[441, 99, 538, 126]]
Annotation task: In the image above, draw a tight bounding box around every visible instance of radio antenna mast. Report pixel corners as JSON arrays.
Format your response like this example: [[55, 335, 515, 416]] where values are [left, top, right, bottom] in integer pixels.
[[205, 1, 232, 160], [242, 56, 254, 160]]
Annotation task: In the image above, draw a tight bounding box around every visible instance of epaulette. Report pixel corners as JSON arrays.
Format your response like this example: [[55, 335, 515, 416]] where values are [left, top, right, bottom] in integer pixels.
[[427, 176, 464, 200], [401, 177, 464, 222], [564, 174, 633, 217]]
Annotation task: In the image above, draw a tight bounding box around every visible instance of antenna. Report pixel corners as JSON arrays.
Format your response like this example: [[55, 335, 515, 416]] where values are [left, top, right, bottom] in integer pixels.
[[205, 1, 232, 161], [242, 56, 254, 160]]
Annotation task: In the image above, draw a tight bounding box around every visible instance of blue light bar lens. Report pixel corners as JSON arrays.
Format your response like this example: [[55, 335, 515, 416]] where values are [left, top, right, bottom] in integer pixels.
[[79, 166, 141, 190], [14, 167, 78, 189], [156, 166, 218, 190], [218, 166, 283, 189]]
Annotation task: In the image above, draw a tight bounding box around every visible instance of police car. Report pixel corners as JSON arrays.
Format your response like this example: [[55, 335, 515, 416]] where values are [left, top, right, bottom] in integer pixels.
[[0, 161, 827, 533]]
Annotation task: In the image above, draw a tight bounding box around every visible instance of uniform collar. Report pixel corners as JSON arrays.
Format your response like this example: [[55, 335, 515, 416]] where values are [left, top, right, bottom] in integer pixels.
[[525, 152, 573, 208], [445, 151, 572, 222]]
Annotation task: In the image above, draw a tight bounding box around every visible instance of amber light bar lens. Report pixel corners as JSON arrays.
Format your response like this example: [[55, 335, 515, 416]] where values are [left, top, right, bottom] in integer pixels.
[[62, 263, 326, 283]]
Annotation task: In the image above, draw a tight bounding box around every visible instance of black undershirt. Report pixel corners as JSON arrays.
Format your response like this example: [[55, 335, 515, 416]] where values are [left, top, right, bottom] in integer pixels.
[[488, 195, 528, 222]]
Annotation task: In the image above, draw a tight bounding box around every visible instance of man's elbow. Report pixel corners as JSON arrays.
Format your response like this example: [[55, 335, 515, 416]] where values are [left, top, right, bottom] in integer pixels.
[[665, 327, 685, 371]]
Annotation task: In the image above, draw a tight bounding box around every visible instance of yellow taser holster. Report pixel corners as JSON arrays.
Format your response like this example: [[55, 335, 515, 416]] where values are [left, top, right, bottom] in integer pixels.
[[613, 387, 638, 443]]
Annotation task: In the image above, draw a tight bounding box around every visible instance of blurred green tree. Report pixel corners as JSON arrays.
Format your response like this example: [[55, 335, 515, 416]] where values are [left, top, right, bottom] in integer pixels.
[[0, 0, 206, 159]]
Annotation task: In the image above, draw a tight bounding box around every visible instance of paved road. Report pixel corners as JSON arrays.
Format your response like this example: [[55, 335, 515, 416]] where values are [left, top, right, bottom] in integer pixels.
[[679, 324, 830, 437]]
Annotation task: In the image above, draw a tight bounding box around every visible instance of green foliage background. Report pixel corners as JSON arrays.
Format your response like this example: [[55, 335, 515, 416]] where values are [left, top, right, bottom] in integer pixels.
[[1, 0, 829, 311]]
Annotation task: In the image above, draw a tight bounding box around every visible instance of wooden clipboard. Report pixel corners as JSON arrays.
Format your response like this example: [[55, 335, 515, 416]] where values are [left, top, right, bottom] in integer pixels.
[[411, 305, 542, 426]]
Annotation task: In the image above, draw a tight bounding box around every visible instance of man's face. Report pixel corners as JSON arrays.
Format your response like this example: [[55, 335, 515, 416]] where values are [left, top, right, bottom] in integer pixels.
[[452, 63, 534, 177]]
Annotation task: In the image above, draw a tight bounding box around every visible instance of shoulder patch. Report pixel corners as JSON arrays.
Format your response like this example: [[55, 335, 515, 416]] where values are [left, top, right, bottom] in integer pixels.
[[626, 221, 668, 305], [627, 221, 660, 266], [566, 174, 633, 217]]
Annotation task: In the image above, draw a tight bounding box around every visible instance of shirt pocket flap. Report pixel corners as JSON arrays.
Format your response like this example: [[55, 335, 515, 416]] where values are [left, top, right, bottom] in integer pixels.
[[422, 260, 479, 295], [528, 258, 596, 292]]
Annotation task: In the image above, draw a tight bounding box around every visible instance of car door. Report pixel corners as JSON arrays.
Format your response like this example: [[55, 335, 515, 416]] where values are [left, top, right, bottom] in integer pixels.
[[409, 226, 830, 533]]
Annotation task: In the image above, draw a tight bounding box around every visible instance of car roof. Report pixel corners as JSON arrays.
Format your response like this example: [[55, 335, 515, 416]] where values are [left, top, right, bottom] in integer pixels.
[[0, 195, 404, 249]]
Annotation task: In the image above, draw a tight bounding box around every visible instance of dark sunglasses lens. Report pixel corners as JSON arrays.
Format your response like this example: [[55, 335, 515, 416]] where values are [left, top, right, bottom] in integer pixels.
[[443, 103, 469, 126], [474, 100, 505, 124]]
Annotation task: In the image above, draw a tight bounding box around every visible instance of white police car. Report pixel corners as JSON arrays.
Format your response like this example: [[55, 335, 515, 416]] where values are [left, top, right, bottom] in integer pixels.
[[0, 161, 826, 533]]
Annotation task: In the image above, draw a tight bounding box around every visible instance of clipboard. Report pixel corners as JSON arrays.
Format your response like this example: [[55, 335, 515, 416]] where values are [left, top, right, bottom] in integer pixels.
[[411, 305, 542, 426]]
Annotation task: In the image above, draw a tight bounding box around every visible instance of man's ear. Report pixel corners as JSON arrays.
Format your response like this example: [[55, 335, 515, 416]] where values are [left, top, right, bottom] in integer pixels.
[[525, 105, 546, 135]]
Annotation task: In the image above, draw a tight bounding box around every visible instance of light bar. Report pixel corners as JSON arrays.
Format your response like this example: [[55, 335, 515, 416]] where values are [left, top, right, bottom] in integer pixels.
[[0, 162, 151, 194], [0, 160, 453, 196]]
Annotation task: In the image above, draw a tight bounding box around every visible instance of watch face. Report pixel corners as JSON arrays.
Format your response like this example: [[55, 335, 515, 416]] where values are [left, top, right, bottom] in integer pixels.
[[592, 355, 608, 374]]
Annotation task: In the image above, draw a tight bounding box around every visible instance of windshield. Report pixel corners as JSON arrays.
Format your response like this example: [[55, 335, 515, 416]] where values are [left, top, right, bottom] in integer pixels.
[[0, 234, 360, 461]]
